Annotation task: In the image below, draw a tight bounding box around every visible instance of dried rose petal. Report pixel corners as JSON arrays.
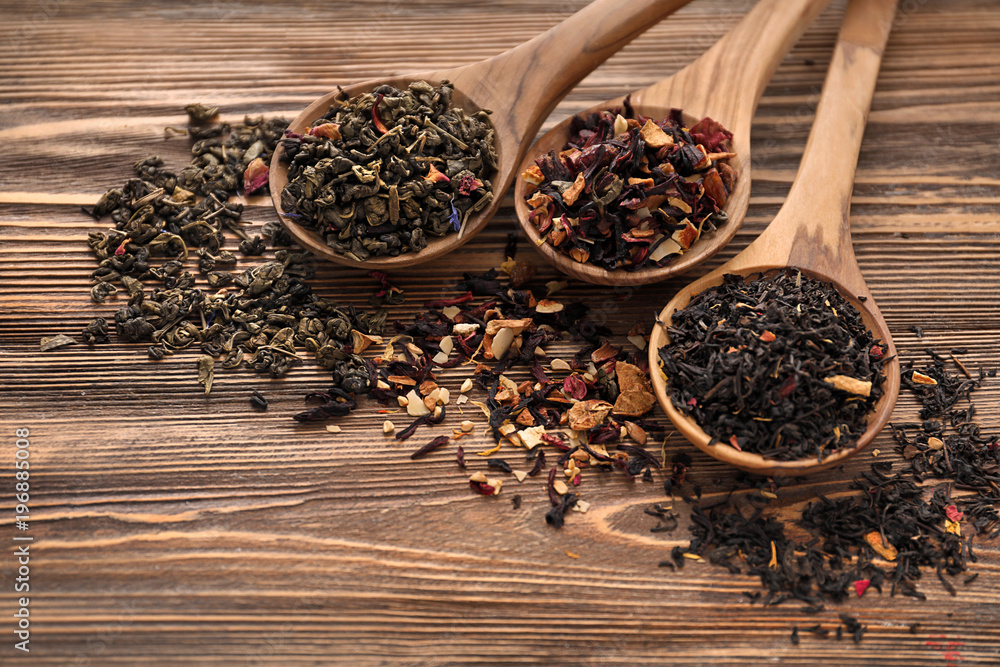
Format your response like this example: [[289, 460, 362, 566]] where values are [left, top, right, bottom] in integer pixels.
[[243, 157, 269, 195], [945, 505, 964, 522], [423, 163, 450, 184], [308, 123, 341, 140], [458, 173, 483, 195], [371, 93, 389, 134], [853, 580, 871, 597]]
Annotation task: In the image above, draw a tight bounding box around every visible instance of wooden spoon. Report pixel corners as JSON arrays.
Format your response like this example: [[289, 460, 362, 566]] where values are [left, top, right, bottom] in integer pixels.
[[268, 0, 697, 270], [648, 0, 901, 476], [514, 0, 834, 286]]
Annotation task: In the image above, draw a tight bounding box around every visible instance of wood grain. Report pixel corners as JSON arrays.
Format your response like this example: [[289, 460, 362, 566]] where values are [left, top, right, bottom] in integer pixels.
[[2, 0, 1000, 665]]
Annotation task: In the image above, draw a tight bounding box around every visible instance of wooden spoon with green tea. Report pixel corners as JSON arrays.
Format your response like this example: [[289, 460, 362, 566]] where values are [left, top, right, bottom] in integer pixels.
[[514, 0, 835, 286], [648, 0, 901, 477], [269, 0, 696, 270]]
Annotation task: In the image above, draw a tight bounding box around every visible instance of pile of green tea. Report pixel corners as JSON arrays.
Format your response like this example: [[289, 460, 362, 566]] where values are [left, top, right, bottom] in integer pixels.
[[279, 80, 496, 260], [80, 106, 389, 395]]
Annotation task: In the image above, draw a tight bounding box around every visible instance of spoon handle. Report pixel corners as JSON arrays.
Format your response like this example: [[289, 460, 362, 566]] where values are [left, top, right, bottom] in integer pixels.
[[761, 0, 898, 282], [634, 0, 833, 134], [449, 0, 694, 143]]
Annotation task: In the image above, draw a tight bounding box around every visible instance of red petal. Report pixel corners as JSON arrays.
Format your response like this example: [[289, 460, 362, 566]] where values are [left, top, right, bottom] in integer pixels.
[[946, 505, 964, 522], [372, 93, 389, 134], [423, 164, 451, 184], [854, 579, 871, 597], [562, 375, 588, 400]]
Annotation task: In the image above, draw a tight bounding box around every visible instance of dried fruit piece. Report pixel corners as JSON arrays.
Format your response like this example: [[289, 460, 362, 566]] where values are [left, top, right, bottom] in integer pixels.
[[406, 389, 431, 417], [864, 531, 898, 561], [491, 327, 516, 359], [535, 299, 564, 314], [350, 329, 383, 354], [613, 362, 656, 417], [625, 421, 648, 445], [40, 334, 76, 352], [567, 400, 613, 430], [550, 359, 572, 372], [639, 119, 673, 148], [823, 375, 873, 397]]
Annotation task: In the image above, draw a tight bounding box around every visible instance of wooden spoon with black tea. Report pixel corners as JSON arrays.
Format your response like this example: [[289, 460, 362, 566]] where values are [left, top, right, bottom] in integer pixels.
[[269, 0, 697, 270], [648, 0, 902, 476], [514, 0, 835, 286]]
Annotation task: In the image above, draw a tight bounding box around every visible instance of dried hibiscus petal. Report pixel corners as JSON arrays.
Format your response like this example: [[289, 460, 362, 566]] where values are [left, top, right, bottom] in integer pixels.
[[410, 435, 450, 459], [562, 374, 588, 400]]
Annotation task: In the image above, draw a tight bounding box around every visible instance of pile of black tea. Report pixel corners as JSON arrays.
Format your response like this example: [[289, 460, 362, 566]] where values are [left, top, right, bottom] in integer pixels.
[[658, 269, 888, 460], [521, 101, 737, 271], [662, 350, 999, 619], [279, 80, 496, 260], [82, 107, 392, 395]]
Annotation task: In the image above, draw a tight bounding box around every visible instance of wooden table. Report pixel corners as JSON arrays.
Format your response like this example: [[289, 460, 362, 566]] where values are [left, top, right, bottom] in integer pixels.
[[2, 0, 999, 664]]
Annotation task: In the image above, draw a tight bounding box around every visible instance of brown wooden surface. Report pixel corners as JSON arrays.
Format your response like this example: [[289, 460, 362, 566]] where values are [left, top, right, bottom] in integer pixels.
[[1, 0, 999, 664]]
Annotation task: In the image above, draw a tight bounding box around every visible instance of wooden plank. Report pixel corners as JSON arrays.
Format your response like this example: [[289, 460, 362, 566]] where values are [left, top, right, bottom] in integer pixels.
[[2, 0, 1000, 664]]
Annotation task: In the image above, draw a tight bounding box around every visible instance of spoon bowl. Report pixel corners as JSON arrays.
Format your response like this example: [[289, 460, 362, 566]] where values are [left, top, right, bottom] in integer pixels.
[[515, 106, 751, 286], [649, 267, 900, 477], [514, 0, 834, 286], [648, 0, 902, 476], [268, 0, 696, 270]]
